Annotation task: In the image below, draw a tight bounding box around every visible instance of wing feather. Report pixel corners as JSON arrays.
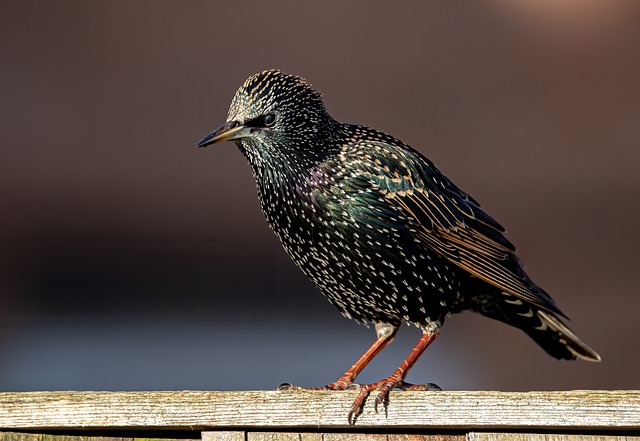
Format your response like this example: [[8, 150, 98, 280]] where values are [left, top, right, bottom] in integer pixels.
[[340, 137, 564, 316]]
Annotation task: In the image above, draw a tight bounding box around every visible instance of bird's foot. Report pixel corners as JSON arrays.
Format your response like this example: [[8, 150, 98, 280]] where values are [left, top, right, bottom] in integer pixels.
[[278, 379, 440, 425], [347, 378, 441, 425]]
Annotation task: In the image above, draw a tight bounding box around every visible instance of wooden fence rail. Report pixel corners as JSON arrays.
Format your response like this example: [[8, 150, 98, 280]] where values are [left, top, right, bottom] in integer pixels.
[[0, 390, 638, 440]]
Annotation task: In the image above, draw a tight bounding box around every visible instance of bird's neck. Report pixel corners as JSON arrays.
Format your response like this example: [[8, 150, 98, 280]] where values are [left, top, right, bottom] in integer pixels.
[[240, 126, 343, 189], [250, 149, 332, 204], [238, 138, 339, 230]]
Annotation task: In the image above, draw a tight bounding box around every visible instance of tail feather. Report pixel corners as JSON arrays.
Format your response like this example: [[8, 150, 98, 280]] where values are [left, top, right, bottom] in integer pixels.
[[462, 277, 601, 361], [528, 311, 601, 362]]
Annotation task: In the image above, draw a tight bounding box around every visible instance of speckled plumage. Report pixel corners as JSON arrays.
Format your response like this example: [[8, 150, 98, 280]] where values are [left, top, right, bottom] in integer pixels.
[[197, 70, 600, 421]]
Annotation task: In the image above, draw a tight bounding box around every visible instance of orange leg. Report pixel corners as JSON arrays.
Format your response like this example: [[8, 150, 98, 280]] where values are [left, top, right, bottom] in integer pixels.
[[279, 330, 396, 391], [326, 333, 395, 390], [348, 330, 440, 424]]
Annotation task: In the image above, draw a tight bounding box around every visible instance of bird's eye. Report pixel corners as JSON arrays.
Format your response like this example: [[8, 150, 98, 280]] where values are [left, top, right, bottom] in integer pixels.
[[264, 113, 276, 127]]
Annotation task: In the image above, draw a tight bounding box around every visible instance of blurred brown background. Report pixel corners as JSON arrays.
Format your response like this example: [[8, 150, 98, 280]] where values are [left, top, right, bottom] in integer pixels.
[[0, 1, 638, 391]]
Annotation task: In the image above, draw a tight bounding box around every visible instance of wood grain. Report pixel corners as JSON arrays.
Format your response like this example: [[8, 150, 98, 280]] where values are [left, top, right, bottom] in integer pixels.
[[0, 390, 637, 431], [467, 433, 640, 441], [0, 432, 187, 441]]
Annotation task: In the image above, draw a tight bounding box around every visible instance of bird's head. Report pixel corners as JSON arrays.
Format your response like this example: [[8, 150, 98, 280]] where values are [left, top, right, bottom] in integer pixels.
[[197, 70, 339, 164]]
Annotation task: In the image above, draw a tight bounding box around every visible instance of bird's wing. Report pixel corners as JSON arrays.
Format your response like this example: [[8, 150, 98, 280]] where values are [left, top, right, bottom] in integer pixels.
[[340, 138, 564, 316]]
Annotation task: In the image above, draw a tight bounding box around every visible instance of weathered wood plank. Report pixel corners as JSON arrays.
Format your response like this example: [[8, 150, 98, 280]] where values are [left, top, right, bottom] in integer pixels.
[[202, 433, 640, 441], [203, 434, 639, 441], [220, 434, 465, 441], [195, 434, 449, 441], [202, 432, 245, 441], [205, 434, 465, 441], [203, 434, 465, 441], [0, 390, 637, 431], [0, 433, 188, 441], [245, 433, 319, 441], [467, 433, 640, 441]]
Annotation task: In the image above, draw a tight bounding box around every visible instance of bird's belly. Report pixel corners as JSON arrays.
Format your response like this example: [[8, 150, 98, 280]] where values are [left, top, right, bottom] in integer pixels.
[[273, 216, 463, 328]]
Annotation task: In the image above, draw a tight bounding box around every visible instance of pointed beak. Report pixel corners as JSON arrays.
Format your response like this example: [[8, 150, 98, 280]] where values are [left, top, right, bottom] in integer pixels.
[[196, 121, 249, 148]]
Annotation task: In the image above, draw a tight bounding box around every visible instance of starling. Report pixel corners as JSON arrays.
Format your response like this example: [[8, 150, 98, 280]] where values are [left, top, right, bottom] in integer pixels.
[[197, 70, 600, 423]]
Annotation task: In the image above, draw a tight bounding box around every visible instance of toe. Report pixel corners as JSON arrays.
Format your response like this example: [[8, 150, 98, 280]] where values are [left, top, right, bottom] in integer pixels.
[[348, 386, 372, 424]]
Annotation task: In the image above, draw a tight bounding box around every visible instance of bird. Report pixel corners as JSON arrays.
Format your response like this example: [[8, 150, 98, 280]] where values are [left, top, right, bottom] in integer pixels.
[[196, 69, 600, 423]]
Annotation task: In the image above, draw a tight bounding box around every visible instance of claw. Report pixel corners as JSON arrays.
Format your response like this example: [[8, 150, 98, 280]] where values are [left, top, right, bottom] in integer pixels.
[[400, 381, 442, 391], [347, 408, 356, 425], [373, 392, 384, 414], [348, 387, 369, 425], [277, 382, 311, 391], [373, 382, 392, 413]]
